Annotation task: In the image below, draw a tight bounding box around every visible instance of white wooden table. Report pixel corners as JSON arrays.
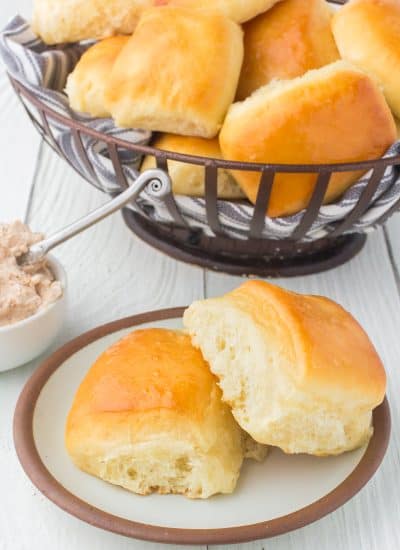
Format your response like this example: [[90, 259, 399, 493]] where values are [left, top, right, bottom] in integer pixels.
[[1, 3, 400, 550]]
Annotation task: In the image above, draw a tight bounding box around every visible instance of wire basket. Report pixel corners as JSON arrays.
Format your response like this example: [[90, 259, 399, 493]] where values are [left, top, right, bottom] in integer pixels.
[[9, 66, 400, 277]]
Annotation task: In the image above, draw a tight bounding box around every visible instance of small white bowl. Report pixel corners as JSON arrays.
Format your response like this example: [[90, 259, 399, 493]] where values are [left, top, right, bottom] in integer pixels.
[[0, 255, 67, 372]]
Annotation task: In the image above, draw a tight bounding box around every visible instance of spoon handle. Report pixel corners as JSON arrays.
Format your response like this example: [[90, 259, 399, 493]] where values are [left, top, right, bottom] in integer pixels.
[[21, 169, 171, 265]]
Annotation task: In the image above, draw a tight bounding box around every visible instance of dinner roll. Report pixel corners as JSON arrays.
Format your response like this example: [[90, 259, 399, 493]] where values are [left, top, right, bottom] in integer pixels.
[[141, 134, 244, 198], [220, 61, 396, 217], [396, 118, 400, 139], [105, 7, 244, 138], [184, 281, 386, 456], [237, 0, 339, 100], [332, 0, 400, 119], [66, 328, 252, 498], [32, 0, 152, 44], [66, 37, 129, 118], [154, 0, 283, 23]]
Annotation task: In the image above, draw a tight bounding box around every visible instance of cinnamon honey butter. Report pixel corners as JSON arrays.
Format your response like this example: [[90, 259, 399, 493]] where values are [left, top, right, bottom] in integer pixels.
[[0, 221, 62, 326]]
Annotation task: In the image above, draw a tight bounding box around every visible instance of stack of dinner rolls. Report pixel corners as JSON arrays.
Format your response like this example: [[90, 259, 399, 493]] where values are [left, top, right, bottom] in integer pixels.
[[35, 0, 399, 214], [66, 281, 386, 498]]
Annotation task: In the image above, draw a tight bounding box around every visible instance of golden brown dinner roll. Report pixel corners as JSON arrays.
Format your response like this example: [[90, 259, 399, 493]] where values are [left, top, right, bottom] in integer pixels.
[[66, 36, 129, 118], [32, 0, 152, 44], [220, 61, 396, 217], [66, 328, 250, 498], [395, 118, 400, 139], [154, 0, 283, 23], [184, 281, 387, 456], [332, 0, 400, 119], [141, 134, 244, 198], [105, 7, 244, 138], [237, 0, 339, 100]]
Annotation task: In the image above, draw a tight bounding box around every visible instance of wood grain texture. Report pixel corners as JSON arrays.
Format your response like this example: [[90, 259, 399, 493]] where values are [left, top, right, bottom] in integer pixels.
[[0, 0, 41, 221], [206, 229, 400, 550]]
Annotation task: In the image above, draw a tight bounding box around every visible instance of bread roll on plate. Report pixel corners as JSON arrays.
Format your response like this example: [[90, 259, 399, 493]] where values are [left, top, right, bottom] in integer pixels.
[[237, 0, 339, 100], [66, 328, 266, 499], [105, 7, 244, 138], [220, 61, 396, 217], [141, 134, 245, 198], [66, 36, 129, 118], [32, 0, 152, 44], [332, 0, 400, 119], [184, 281, 387, 456], [154, 0, 283, 23]]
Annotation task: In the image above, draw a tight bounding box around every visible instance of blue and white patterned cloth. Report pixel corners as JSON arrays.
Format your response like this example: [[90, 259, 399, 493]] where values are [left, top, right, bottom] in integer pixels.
[[1, 15, 400, 240]]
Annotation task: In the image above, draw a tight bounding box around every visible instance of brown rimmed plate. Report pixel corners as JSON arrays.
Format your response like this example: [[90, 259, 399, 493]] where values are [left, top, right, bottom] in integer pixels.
[[13, 308, 391, 546]]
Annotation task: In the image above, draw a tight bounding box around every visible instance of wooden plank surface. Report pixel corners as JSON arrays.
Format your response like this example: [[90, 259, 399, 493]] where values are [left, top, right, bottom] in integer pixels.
[[0, 0, 41, 221]]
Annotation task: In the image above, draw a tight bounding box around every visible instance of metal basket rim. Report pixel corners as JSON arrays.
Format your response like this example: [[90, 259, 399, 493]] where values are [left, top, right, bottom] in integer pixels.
[[11, 75, 400, 174]]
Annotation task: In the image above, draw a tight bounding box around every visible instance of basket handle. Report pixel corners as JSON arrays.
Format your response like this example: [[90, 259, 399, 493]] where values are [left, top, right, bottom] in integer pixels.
[[19, 169, 172, 265]]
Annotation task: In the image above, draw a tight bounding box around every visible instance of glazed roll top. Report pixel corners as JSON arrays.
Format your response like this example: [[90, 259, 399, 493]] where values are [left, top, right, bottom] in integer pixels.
[[154, 0, 284, 23], [220, 61, 396, 217], [66, 328, 248, 498], [32, 0, 153, 44], [184, 280, 386, 456], [104, 7, 244, 138], [332, 0, 400, 119], [66, 36, 130, 118], [237, 0, 339, 100]]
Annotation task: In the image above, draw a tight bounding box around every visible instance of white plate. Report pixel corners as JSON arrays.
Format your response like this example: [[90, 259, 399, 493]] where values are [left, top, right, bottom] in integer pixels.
[[14, 309, 391, 545]]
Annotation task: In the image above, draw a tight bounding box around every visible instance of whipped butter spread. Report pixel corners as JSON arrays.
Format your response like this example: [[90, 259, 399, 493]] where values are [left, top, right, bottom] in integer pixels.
[[0, 221, 62, 327]]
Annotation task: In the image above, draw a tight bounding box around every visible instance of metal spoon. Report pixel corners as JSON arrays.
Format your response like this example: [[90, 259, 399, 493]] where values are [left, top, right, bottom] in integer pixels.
[[17, 169, 171, 266]]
